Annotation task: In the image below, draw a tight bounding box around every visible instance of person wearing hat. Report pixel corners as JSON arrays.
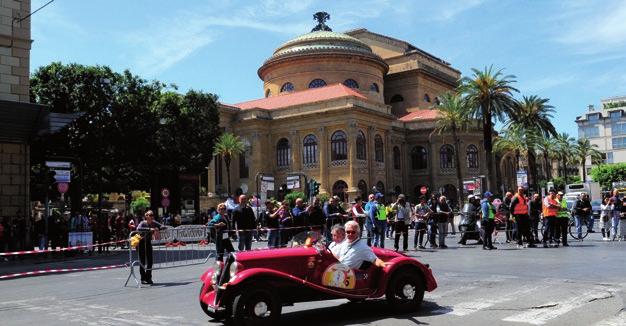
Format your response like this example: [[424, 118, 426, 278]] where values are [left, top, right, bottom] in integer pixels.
[[481, 192, 497, 250], [542, 189, 560, 248], [391, 194, 411, 252], [369, 193, 386, 248]]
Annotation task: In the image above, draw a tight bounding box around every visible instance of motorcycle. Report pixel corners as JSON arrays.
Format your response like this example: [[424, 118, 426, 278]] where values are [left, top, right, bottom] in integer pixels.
[[458, 202, 483, 244]]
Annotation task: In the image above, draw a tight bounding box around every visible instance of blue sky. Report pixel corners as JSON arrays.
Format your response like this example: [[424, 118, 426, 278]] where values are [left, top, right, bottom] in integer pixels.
[[31, 0, 626, 136]]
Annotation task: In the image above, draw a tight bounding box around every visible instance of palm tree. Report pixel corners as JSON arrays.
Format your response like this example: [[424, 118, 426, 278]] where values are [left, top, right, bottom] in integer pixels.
[[575, 138, 603, 182], [536, 135, 557, 181], [494, 127, 527, 172], [507, 95, 557, 189], [555, 133, 576, 178], [213, 132, 245, 195], [432, 92, 471, 207], [461, 65, 518, 192]]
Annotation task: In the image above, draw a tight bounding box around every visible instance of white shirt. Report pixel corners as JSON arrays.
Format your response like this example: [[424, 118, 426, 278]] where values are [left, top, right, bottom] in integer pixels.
[[337, 239, 378, 269], [329, 240, 345, 256]]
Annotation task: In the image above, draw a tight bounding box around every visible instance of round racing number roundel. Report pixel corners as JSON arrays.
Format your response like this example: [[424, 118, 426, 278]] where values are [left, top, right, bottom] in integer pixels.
[[322, 263, 356, 289]]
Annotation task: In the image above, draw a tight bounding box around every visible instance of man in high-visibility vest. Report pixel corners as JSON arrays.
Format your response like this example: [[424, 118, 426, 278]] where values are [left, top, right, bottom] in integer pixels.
[[555, 191, 570, 247], [542, 188, 560, 248], [481, 191, 497, 250], [510, 187, 536, 248]]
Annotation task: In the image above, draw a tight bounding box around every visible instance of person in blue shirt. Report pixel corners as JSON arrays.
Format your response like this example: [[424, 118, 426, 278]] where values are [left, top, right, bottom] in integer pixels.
[[364, 194, 375, 246], [291, 198, 309, 231], [369, 193, 386, 248]]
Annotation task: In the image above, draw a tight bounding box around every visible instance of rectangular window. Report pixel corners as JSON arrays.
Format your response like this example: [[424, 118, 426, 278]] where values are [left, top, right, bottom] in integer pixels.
[[580, 126, 599, 138], [610, 111, 622, 120], [613, 123, 626, 136], [607, 152, 614, 164], [612, 137, 626, 149], [588, 113, 600, 122]]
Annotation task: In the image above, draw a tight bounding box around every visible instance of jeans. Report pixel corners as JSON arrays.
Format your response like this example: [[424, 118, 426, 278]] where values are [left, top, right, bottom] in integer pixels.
[[611, 216, 620, 238], [394, 222, 408, 251], [267, 229, 280, 248], [373, 220, 387, 248], [574, 215, 586, 239], [215, 236, 235, 261], [428, 223, 437, 246], [38, 234, 48, 250], [365, 221, 373, 246], [588, 215, 595, 231], [482, 219, 495, 248], [238, 231, 252, 251], [437, 223, 448, 246], [414, 222, 427, 248], [543, 216, 556, 243]]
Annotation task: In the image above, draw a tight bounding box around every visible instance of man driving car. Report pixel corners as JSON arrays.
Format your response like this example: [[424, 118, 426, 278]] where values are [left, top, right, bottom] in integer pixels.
[[335, 221, 387, 269]]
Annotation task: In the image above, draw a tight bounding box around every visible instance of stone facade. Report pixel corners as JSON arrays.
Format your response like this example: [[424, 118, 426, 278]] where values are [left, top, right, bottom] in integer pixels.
[[207, 26, 487, 206], [0, 0, 30, 102], [0, 142, 29, 219]]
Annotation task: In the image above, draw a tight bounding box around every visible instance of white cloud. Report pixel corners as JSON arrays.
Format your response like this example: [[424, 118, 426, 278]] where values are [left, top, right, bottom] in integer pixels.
[[553, 1, 626, 54], [435, 0, 485, 22], [519, 75, 576, 93]]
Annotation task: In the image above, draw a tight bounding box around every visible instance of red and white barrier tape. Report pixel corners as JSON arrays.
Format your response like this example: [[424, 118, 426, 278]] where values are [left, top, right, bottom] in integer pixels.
[[0, 264, 126, 280], [0, 239, 127, 257]]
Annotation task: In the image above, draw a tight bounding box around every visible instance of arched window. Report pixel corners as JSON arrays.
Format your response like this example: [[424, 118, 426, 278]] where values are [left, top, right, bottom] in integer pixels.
[[343, 79, 359, 89], [356, 130, 366, 160], [265, 89, 271, 97], [303, 134, 318, 164], [239, 152, 249, 179], [276, 138, 290, 167], [440, 144, 455, 169], [331, 130, 347, 161], [370, 83, 379, 93], [393, 146, 401, 170], [280, 82, 294, 93], [394, 186, 402, 196], [390, 94, 404, 103], [411, 146, 428, 170], [467, 144, 479, 169], [308, 79, 327, 88], [423, 94, 431, 103], [358, 180, 368, 196], [375, 135, 384, 162]]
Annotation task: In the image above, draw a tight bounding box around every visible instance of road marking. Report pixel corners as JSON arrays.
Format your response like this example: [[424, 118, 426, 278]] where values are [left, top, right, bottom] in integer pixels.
[[502, 287, 616, 325], [427, 285, 479, 299], [593, 311, 626, 326], [433, 286, 538, 316]]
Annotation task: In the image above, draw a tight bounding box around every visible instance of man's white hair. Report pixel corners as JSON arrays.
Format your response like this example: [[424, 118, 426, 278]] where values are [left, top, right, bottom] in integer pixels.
[[344, 220, 360, 234]]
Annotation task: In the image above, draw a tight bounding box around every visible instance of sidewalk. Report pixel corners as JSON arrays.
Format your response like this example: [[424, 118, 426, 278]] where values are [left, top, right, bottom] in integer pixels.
[[0, 249, 128, 277]]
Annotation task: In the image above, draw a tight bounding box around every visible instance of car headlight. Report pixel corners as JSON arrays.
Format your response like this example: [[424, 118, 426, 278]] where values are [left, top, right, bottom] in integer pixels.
[[210, 261, 224, 284], [229, 261, 243, 278]]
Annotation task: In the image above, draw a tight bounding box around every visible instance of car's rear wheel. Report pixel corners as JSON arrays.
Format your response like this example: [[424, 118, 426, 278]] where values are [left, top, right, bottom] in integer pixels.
[[385, 270, 425, 312], [199, 283, 226, 320], [232, 285, 282, 326]]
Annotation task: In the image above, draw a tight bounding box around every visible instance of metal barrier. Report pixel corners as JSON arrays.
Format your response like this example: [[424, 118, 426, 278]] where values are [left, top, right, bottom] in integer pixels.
[[124, 225, 216, 288]]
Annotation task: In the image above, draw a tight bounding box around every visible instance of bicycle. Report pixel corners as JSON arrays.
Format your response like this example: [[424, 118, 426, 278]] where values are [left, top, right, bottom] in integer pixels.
[[568, 216, 589, 240]]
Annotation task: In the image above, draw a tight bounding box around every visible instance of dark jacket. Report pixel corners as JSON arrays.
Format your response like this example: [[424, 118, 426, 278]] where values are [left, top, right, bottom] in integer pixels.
[[232, 206, 257, 230], [308, 206, 325, 228], [529, 199, 542, 218], [574, 199, 592, 217]]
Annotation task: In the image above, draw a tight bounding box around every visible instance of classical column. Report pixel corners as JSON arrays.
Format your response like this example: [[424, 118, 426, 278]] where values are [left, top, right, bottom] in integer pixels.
[[207, 157, 216, 194], [347, 121, 358, 195], [250, 131, 264, 193], [384, 130, 392, 192], [367, 126, 376, 190], [428, 135, 437, 191], [401, 140, 409, 197], [290, 130, 301, 172], [318, 126, 329, 194]]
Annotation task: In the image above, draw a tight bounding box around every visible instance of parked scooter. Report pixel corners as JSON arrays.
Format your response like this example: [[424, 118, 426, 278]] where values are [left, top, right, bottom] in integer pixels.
[[458, 195, 483, 245]]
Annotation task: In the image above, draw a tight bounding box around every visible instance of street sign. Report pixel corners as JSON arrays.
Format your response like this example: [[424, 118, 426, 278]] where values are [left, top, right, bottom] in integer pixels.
[[52, 169, 71, 183], [420, 186, 428, 195], [161, 198, 170, 208], [57, 182, 69, 193], [161, 188, 170, 198], [516, 170, 528, 188], [45, 161, 71, 169]]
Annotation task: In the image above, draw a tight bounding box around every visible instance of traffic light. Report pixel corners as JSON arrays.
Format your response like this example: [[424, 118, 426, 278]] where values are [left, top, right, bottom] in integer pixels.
[[309, 179, 321, 196], [30, 165, 57, 201]]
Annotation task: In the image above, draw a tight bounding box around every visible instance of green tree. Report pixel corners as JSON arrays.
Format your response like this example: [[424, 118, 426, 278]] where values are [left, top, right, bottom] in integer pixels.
[[575, 138, 603, 182], [432, 92, 471, 206], [507, 95, 557, 189], [555, 133, 576, 178], [494, 127, 528, 172], [461, 65, 518, 192], [213, 133, 245, 195], [590, 163, 626, 189], [536, 135, 557, 181]]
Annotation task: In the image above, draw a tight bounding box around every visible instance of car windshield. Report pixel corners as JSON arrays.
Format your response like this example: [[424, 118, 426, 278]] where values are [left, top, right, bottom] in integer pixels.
[[290, 231, 327, 249]]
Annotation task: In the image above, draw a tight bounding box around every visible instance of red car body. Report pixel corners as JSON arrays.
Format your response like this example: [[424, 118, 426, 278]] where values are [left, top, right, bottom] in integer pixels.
[[199, 237, 436, 325]]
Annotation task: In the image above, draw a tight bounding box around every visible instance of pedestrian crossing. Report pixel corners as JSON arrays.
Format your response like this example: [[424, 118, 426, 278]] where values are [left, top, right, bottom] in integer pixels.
[[425, 277, 625, 325]]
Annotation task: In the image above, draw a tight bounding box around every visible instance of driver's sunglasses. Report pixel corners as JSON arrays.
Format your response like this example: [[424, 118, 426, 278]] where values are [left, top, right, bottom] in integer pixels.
[[346, 230, 357, 234]]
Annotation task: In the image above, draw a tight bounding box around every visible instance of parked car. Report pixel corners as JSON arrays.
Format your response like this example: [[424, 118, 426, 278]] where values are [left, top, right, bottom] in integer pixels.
[[199, 231, 437, 325]]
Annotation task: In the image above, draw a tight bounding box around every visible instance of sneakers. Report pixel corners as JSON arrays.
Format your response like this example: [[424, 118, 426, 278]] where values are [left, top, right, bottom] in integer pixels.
[[517, 244, 523, 249], [418, 245, 425, 249], [603, 237, 609, 241], [440, 245, 448, 249]]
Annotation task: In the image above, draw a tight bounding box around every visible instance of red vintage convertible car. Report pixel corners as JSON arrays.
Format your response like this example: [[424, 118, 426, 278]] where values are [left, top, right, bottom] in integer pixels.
[[199, 232, 437, 325]]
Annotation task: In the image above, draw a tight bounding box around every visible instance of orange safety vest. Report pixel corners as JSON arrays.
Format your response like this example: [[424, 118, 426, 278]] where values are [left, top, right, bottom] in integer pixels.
[[542, 196, 559, 217], [512, 194, 528, 215]]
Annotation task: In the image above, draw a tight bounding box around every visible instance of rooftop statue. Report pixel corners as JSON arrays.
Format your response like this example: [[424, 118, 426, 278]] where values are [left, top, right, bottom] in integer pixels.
[[311, 12, 332, 32]]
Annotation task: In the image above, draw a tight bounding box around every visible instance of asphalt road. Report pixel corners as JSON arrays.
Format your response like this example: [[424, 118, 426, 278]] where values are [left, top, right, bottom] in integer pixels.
[[1, 232, 625, 326]]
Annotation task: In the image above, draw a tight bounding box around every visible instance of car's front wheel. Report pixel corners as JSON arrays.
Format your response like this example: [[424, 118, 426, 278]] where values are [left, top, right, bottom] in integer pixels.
[[199, 283, 227, 320], [232, 285, 282, 326], [385, 270, 425, 312]]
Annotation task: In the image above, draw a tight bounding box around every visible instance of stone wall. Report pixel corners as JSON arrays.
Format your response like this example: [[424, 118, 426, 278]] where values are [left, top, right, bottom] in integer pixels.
[[0, 0, 30, 102], [0, 142, 29, 222]]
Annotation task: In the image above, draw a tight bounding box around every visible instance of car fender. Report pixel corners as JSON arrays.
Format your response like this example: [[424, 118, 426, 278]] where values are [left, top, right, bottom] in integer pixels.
[[226, 268, 370, 299], [374, 257, 437, 296]]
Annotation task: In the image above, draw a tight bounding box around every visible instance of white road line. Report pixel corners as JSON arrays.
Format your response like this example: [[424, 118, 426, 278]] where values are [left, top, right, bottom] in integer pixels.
[[502, 287, 616, 325], [593, 311, 626, 326], [433, 286, 538, 316], [427, 285, 479, 299]]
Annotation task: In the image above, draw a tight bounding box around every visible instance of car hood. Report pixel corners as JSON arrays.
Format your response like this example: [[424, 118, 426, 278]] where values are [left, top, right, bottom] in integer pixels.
[[234, 246, 317, 262]]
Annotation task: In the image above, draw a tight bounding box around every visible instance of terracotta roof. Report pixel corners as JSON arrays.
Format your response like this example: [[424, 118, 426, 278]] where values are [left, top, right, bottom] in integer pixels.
[[398, 109, 440, 122], [233, 84, 368, 110]]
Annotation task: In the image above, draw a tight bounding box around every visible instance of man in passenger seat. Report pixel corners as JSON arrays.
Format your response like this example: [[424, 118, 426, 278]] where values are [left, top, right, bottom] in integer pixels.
[[335, 221, 387, 269]]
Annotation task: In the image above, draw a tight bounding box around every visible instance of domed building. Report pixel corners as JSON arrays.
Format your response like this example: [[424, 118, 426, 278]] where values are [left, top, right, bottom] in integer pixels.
[[207, 13, 487, 206]]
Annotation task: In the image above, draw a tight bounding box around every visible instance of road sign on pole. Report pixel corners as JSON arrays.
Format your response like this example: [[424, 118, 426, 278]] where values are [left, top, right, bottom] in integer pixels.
[[161, 198, 170, 208], [420, 186, 428, 195], [57, 182, 69, 194], [161, 188, 170, 198]]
